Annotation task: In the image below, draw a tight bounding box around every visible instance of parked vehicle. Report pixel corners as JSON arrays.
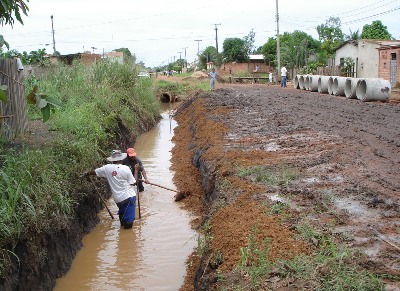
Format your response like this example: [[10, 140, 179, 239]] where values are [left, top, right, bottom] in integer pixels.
[[138, 71, 150, 78]]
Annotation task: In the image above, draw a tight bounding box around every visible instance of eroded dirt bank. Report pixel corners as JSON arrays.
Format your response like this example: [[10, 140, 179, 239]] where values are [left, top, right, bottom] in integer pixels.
[[171, 86, 400, 290]]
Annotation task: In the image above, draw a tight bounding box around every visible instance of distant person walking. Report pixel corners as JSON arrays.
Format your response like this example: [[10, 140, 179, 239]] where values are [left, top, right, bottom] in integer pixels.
[[281, 65, 287, 87], [208, 68, 217, 90]]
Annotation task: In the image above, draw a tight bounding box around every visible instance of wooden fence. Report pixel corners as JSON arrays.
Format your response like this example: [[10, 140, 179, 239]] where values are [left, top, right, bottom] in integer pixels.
[[0, 58, 27, 140], [292, 66, 356, 78]]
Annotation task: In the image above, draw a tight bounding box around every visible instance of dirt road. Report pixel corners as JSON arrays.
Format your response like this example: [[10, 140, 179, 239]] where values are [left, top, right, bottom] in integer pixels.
[[170, 84, 400, 290]]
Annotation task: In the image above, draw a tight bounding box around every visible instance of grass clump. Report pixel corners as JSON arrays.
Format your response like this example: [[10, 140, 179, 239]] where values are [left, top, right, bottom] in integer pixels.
[[236, 164, 298, 187]]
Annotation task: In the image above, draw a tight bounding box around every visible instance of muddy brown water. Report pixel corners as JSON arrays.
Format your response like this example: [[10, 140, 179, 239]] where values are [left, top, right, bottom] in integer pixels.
[[55, 111, 196, 290]]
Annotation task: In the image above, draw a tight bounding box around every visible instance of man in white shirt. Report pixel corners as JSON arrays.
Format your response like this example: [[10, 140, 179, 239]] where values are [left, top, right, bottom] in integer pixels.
[[281, 65, 287, 87], [85, 150, 138, 229]]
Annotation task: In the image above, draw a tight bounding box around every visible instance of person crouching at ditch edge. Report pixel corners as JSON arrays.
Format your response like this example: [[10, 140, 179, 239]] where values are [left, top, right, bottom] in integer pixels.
[[122, 147, 149, 192], [84, 150, 138, 229]]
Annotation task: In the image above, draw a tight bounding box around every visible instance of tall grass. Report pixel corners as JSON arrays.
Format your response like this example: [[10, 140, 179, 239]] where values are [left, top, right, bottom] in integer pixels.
[[0, 60, 160, 277]]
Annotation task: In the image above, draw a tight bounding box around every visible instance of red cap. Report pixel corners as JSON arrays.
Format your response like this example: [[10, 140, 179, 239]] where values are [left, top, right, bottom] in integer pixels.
[[127, 148, 136, 157]]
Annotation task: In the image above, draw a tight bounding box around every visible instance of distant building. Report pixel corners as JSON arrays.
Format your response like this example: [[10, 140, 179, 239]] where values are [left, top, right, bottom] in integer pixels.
[[220, 54, 272, 76], [48, 53, 101, 65], [102, 51, 124, 64], [377, 43, 400, 87], [334, 39, 400, 82]]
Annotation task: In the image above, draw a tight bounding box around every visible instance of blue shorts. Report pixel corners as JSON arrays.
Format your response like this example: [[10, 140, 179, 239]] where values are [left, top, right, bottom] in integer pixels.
[[117, 196, 136, 228]]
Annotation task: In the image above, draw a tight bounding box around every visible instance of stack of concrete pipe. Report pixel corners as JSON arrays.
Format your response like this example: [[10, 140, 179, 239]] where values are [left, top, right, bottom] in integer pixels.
[[294, 74, 391, 102]]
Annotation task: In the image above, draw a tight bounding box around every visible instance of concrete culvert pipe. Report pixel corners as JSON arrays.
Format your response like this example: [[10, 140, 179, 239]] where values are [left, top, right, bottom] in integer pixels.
[[328, 76, 338, 95], [160, 92, 174, 103], [305, 75, 311, 90], [344, 77, 361, 99], [332, 77, 347, 96], [294, 75, 300, 89], [318, 76, 330, 93], [356, 78, 391, 102], [309, 75, 320, 92], [299, 75, 306, 90]]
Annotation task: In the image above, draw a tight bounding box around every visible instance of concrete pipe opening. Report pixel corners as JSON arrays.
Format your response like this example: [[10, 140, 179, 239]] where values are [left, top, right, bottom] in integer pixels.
[[318, 76, 330, 93], [299, 75, 306, 90], [333, 77, 347, 96], [160, 92, 175, 103], [294, 75, 300, 89], [328, 76, 337, 95], [356, 78, 391, 102], [344, 78, 360, 99], [305, 75, 311, 90], [309, 75, 320, 92]]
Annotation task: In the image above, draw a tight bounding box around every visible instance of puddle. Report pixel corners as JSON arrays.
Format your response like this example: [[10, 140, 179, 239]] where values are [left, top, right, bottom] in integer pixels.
[[334, 197, 367, 216]]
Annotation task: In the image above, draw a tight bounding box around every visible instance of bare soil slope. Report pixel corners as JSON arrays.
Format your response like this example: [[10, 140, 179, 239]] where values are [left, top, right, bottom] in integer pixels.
[[171, 84, 400, 290]]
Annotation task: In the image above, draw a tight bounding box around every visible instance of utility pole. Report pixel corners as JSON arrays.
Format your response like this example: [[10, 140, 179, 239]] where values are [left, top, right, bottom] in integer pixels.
[[177, 51, 182, 72], [50, 15, 56, 55], [213, 23, 221, 66], [182, 46, 188, 69], [194, 39, 202, 57], [275, 0, 281, 78]]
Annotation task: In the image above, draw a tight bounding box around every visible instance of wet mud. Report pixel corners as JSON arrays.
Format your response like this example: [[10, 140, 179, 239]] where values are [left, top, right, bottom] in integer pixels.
[[170, 85, 400, 290]]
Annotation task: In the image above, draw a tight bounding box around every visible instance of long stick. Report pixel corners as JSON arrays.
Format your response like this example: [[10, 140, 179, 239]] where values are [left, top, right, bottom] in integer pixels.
[[136, 184, 141, 219], [145, 181, 181, 194], [88, 176, 114, 219]]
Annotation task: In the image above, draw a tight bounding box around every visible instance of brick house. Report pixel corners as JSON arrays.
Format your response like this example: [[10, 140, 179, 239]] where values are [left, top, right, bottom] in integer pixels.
[[378, 43, 400, 87], [219, 54, 273, 76]]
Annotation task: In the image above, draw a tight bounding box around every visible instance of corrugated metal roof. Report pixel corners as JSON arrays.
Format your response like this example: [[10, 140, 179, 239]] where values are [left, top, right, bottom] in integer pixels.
[[249, 54, 264, 60]]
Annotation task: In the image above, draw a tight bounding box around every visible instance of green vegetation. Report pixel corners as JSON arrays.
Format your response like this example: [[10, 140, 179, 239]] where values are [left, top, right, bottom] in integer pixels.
[[197, 220, 212, 257], [0, 60, 160, 276], [360, 20, 392, 40], [155, 76, 209, 97], [236, 164, 298, 187], [227, 224, 384, 290]]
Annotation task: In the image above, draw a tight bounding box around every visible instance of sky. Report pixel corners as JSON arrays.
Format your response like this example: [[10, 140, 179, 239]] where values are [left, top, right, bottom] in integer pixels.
[[1, 0, 399, 68]]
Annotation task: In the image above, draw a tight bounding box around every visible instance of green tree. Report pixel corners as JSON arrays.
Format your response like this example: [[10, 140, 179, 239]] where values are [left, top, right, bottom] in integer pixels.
[[345, 28, 360, 41], [280, 30, 321, 69], [317, 17, 344, 58], [360, 20, 392, 40], [260, 37, 277, 68], [114, 47, 137, 63], [23, 49, 51, 66], [0, 0, 29, 49], [198, 46, 217, 69], [222, 38, 248, 63], [0, 0, 29, 26], [243, 29, 256, 55]]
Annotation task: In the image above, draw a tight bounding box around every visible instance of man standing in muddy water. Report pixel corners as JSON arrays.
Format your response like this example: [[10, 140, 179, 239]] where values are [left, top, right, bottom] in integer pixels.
[[123, 147, 150, 192], [84, 150, 138, 229]]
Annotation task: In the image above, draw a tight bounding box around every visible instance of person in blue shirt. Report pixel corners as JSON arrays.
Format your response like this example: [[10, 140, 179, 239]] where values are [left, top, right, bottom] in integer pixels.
[[208, 68, 218, 90]]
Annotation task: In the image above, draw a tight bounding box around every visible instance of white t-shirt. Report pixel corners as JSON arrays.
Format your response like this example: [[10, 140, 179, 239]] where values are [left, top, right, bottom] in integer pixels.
[[281, 66, 287, 77], [95, 164, 136, 203]]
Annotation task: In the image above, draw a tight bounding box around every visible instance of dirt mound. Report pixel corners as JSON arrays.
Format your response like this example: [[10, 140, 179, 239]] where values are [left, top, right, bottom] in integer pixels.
[[190, 71, 208, 79]]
